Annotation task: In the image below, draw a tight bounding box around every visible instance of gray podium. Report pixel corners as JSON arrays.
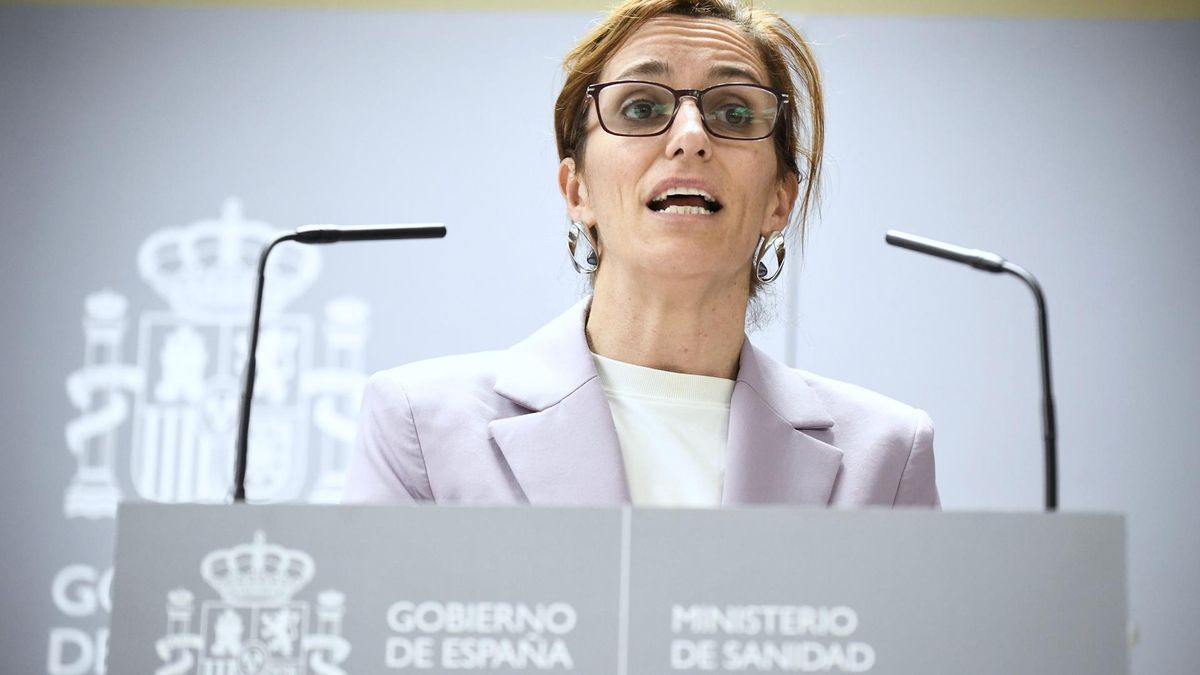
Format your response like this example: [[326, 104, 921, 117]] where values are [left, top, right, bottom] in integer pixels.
[[109, 504, 1127, 674]]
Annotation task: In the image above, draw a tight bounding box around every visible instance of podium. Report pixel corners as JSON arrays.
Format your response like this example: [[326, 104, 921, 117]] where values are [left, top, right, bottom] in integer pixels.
[[109, 504, 1127, 674]]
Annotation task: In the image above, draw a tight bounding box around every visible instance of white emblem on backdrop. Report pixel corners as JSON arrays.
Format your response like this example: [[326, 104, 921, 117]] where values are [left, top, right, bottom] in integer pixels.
[[63, 198, 370, 518], [155, 531, 350, 675]]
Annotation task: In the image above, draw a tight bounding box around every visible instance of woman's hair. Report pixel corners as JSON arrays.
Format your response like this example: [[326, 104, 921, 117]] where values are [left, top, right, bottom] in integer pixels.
[[554, 0, 825, 247]]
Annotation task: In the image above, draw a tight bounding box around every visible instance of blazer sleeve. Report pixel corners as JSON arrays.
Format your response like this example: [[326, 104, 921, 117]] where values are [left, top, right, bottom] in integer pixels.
[[893, 409, 940, 508], [343, 372, 435, 504]]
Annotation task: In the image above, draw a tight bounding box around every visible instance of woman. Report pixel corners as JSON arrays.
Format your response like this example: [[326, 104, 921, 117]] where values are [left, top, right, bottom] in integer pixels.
[[345, 0, 938, 508]]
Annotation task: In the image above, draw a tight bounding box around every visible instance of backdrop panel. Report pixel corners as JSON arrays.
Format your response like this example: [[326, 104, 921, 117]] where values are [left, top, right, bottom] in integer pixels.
[[1, 5, 1196, 674]]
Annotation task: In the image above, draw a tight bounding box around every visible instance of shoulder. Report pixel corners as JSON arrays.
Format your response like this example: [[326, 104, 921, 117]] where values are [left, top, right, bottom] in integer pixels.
[[366, 350, 505, 406], [361, 349, 530, 441], [364, 346, 543, 445], [348, 349, 522, 504], [347, 300, 590, 505], [793, 369, 938, 507], [366, 298, 592, 411], [798, 370, 930, 441]]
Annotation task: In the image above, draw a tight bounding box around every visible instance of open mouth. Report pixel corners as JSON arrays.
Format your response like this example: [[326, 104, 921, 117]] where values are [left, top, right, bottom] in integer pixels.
[[647, 187, 723, 215]]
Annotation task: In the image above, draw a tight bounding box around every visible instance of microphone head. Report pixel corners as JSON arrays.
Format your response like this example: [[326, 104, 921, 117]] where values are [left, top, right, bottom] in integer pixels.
[[294, 224, 447, 244], [885, 229, 1006, 272]]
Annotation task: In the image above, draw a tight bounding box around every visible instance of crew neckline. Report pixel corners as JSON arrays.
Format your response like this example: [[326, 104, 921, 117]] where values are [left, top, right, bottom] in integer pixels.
[[591, 352, 735, 406]]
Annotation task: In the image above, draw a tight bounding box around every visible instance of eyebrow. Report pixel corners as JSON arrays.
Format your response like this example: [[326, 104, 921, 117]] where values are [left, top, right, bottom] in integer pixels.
[[708, 63, 762, 83], [614, 59, 670, 81], [613, 59, 763, 85]]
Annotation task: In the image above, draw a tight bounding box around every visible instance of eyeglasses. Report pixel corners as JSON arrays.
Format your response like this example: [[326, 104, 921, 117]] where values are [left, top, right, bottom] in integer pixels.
[[585, 80, 787, 141]]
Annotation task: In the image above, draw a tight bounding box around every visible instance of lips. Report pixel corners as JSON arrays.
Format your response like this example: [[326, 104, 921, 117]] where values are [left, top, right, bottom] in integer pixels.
[[646, 181, 724, 215]]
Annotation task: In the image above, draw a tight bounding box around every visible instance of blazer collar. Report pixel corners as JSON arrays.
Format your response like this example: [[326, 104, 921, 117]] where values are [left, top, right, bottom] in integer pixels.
[[489, 298, 842, 506], [490, 299, 629, 505], [734, 339, 835, 430], [723, 340, 842, 505], [493, 298, 597, 411]]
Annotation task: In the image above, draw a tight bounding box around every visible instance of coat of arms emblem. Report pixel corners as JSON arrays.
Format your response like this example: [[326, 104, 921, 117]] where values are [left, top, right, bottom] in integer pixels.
[[155, 531, 350, 674], [63, 199, 369, 517]]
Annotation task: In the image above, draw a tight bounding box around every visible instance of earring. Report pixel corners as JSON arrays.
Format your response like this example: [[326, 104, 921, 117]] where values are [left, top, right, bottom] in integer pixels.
[[755, 231, 786, 282], [567, 221, 599, 274]]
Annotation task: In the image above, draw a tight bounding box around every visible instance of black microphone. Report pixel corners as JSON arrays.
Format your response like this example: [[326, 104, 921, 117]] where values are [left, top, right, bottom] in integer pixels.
[[885, 230, 1059, 512], [232, 223, 447, 503], [293, 223, 448, 244]]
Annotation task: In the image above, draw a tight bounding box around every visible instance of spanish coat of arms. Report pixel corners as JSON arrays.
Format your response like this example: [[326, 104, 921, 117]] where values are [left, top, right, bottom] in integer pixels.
[[155, 531, 350, 675], [63, 198, 370, 517]]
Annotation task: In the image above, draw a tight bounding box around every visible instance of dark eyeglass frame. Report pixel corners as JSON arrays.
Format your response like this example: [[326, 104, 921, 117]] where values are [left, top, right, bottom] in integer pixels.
[[584, 80, 789, 141]]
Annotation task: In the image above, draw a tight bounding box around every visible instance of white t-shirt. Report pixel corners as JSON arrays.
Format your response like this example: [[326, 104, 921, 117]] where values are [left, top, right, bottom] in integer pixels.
[[592, 353, 735, 507]]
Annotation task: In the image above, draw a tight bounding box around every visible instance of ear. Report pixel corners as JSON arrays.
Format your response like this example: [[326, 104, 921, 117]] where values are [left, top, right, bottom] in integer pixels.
[[558, 157, 595, 225], [763, 171, 801, 238]]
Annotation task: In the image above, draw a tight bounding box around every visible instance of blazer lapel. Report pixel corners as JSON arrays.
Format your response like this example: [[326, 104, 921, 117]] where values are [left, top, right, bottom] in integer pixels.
[[489, 380, 629, 505], [486, 300, 841, 506], [487, 299, 629, 505], [722, 341, 843, 506]]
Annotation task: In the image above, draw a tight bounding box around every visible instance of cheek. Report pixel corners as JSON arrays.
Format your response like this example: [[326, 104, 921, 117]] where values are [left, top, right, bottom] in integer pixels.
[[722, 185, 768, 230], [588, 143, 650, 218], [745, 163, 785, 221]]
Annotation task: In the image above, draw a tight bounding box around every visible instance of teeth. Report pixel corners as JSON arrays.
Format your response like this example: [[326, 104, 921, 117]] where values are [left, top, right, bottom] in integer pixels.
[[659, 205, 713, 215], [652, 186, 716, 203]]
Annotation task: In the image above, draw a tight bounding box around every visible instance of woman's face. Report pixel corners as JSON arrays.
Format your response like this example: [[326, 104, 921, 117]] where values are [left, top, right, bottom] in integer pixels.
[[560, 15, 797, 292]]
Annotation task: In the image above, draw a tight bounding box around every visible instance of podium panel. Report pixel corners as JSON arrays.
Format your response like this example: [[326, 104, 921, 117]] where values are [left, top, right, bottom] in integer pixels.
[[627, 509, 1127, 674], [109, 504, 1126, 674], [110, 504, 624, 674]]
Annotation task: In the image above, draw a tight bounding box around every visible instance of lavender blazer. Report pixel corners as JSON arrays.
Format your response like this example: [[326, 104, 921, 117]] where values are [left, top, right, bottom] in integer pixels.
[[345, 300, 938, 507]]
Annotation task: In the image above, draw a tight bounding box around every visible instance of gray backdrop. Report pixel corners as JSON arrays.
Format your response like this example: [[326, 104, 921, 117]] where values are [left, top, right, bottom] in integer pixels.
[[1, 4, 1196, 674]]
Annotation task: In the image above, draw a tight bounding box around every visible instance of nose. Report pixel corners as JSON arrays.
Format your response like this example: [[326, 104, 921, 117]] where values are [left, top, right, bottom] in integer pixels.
[[665, 97, 711, 160]]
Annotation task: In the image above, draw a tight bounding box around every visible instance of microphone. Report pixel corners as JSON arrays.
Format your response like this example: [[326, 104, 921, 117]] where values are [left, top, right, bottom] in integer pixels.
[[232, 223, 447, 503], [884, 230, 1006, 272], [293, 223, 447, 244], [885, 230, 1058, 512]]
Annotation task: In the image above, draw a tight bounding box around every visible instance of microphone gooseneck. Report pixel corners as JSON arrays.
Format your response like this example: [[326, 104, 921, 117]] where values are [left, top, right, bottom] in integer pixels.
[[232, 223, 447, 503], [885, 230, 1058, 512]]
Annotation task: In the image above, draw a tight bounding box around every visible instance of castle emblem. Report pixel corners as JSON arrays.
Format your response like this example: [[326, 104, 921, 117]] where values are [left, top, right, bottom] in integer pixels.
[[63, 199, 369, 517], [155, 531, 350, 675]]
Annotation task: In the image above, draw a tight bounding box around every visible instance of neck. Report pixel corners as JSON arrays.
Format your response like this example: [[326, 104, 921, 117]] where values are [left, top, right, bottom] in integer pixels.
[[586, 270, 748, 380]]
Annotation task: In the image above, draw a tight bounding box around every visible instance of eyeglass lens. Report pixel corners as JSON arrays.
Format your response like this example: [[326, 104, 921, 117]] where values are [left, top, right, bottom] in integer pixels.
[[595, 82, 779, 139]]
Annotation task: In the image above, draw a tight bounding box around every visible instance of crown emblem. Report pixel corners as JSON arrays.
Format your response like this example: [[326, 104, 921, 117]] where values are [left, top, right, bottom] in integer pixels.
[[200, 531, 315, 607], [136, 198, 321, 322]]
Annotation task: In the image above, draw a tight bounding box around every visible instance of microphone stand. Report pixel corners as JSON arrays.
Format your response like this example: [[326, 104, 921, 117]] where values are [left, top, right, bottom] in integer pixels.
[[232, 224, 447, 503], [886, 230, 1058, 511]]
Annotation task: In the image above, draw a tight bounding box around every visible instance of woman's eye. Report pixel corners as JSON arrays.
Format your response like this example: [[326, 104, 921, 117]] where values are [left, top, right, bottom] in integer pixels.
[[621, 100, 662, 120], [714, 104, 754, 126]]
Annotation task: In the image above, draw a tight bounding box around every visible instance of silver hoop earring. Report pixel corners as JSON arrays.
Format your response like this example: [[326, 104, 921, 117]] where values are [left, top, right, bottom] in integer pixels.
[[567, 221, 599, 274], [755, 231, 786, 282]]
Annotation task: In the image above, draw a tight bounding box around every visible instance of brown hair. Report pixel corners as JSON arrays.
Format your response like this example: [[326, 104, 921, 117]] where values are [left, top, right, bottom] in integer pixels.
[[554, 0, 824, 242]]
